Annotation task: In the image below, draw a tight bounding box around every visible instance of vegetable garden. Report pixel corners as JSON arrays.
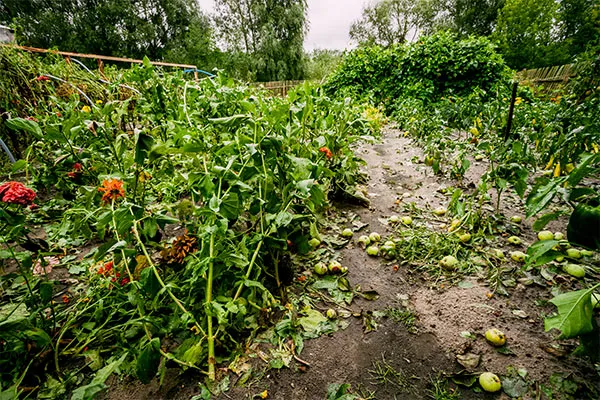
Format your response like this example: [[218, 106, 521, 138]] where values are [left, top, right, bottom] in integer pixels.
[[1, 32, 599, 399]]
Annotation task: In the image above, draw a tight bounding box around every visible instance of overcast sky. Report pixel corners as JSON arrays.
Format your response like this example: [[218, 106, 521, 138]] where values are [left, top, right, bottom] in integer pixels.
[[196, 0, 369, 51]]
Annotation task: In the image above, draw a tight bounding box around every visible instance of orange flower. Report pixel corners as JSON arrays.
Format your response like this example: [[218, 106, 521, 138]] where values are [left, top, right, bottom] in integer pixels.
[[319, 147, 333, 159], [98, 179, 125, 204]]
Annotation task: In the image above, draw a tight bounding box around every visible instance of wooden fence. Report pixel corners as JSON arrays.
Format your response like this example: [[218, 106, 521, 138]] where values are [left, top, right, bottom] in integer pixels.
[[252, 80, 304, 97], [517, 64, 577, 91]]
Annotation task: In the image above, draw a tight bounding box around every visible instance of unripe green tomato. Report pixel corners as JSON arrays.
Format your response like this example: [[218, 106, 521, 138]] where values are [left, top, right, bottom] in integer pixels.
[[510, 251, 526, 263], [538, 230, 554, 241], [314, 262, 328, 275], [563, 263, 585, 278], [369, 232, 381, 242], [340, 266, 348, 274], [555, 256, 564, 262], [439, 255, 458, 270], [553, 232, 565, 240], [507, 236, 522, 245], [326, 308, 337, 319], [581, 249, 593, 257], [401, 216, 413, 225], [328, 260, 343, 274], [479, 372, 502, 392], [474, 154, 484, 161], [357, 235, 371, 248], [384, 241, 396, 249], [433, 207, 447, 216], [485, 328, 506, 346], [366, 246, 379, 256], [510, 215, 522, 224], [388, 215, 400, 224], [490, 249, 505, 259], [566, 248, 582, 259], [459, 233, 471, 243], [341, 228, 353, 238], [308, 238, 321, 249]]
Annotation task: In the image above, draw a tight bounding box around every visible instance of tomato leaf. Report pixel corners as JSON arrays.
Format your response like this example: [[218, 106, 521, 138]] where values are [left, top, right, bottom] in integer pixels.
[[544, 288, 596, 339]]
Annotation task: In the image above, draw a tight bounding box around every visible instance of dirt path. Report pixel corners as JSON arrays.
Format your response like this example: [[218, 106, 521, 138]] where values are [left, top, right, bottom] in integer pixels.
[[104, 128, 597, 400]]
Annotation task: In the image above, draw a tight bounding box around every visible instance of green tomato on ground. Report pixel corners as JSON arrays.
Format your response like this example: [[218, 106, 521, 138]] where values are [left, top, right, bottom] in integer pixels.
[[308, 238, 321, 249], [566, 248, 582, 259], [485, 328, 506, 346], [507, 236, 522, 245], [459, 233, 471, 243], [510, 215, 522, 224], [537, 230, 554, 241], [479, 372, 502, 392], [369, 232, 381, 242], [341, 228, 354, 238], [326, 309, 337, 319], [328, 260, 343, 274], [439, 255, 458, 270], [357, 235, 371, 248], [553, 232, 565, 240], [314, 262, 328, 275], [366, 246, 379, 256], [401, 216, 413, 225], [563, 264, 585, 278], [433, 207, 447, 216], [510, 251, 526, 263], [388, 215, 400, 224]]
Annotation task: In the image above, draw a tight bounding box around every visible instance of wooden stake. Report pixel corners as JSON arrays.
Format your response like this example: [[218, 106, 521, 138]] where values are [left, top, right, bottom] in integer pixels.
[[504, 81, 519, 141]]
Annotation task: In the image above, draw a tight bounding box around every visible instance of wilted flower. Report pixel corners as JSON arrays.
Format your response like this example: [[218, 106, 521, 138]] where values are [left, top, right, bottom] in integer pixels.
[[319, 147, 333, 159], [0, 181, 36, 206], [33, 256, 60, 276], [98, 179, 125, 204]]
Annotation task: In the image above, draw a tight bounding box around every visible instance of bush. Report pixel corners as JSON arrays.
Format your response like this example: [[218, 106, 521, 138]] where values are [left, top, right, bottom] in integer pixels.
[[325, 32, 509, 108]]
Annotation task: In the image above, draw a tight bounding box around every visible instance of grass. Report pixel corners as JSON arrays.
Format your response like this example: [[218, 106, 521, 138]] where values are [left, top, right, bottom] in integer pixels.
[[427, 375, 462, 400], [368, 353, 416, 393]]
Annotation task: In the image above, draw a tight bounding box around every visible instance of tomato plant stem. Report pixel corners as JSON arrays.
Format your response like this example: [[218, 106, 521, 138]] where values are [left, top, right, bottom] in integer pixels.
[[206, 233, 216, 380]]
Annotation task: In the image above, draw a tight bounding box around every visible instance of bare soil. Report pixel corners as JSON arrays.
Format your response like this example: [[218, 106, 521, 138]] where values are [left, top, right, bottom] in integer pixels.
[[102, 127, 599, 400]]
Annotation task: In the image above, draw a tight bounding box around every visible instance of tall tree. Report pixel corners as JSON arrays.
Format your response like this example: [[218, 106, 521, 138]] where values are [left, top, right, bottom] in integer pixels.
[[437, 0, 505, 36], [493, 0, 569, 69], [0, 0, 216, 66], [349, 0, 438, 47], [213, 0, 307, 81]]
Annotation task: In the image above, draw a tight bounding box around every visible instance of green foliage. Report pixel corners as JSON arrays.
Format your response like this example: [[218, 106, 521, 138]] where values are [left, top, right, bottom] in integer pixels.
[[214, 0, 307, 81], [0, 50, 378, 394], [1, 0, 217, 68], [304, 49, 344, 81], [349, 0, 438, 47], [440, 0, 505, 37], [326, 32, 507, 107]]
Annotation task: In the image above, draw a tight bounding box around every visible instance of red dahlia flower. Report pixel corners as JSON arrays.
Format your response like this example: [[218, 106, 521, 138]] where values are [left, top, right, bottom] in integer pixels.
[[0, 182, 36, 206]]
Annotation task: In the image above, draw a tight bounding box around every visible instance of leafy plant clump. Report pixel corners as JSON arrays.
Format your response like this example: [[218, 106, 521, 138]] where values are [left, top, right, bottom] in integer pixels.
[[324, 31, 508, 108], [0, 50, 379, 396]]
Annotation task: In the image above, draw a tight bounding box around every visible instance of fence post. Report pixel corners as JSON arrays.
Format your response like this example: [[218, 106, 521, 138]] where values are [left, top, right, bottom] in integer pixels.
[[504, 81, 519, 141]]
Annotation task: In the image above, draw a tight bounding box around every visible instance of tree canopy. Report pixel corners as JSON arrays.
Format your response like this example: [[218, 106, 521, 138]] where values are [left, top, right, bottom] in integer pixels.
[[0, 0, 217, 67], [214, 0, 308, 81], [349, 0, 438, 47]]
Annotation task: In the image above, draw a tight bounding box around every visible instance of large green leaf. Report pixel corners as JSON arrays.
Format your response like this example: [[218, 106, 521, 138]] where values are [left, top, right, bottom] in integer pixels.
[[134, 133, 154, 165], [5, 118, 43, 139], [71, 353, 127, 400], [136, 338, 161, 384], [525, 239, 559, 267], [544, 287, 596, 339], [525, 177, 567, 218]]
